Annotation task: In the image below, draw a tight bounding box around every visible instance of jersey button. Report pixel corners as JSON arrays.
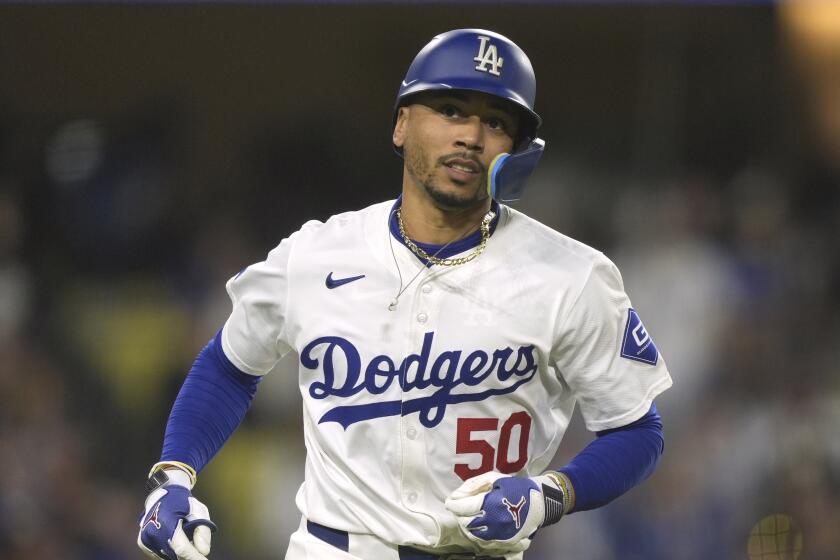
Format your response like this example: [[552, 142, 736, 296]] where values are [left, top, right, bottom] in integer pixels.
[[421, 284, 432, 294], [407, 491, 418, 503], [417, 313, 428, 323], [406, 427, 417, 439]]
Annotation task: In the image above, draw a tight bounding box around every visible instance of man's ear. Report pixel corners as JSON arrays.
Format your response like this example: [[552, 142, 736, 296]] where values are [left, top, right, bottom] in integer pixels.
[[393, 106, 410, 148]]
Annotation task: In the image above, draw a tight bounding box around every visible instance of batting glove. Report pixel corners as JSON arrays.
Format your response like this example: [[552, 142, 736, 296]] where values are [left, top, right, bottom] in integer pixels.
[[444, 471, 567, 555], [137, 468, 217, 560]]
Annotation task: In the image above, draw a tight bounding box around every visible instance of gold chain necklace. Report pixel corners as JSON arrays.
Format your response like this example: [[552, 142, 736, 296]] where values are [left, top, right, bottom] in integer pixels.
[[396, 208, 493, 267]]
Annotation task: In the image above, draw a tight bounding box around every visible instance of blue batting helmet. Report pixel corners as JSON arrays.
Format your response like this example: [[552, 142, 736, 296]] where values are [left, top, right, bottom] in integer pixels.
[[394, 29, 545, 203]]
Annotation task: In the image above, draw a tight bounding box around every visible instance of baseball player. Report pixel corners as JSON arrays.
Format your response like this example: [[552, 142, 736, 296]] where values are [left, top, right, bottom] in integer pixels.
[[138, 29, 672, 560]]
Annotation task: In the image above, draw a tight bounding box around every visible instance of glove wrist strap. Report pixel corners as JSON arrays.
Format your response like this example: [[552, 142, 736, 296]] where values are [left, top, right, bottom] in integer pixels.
[[543, 471, 575, 514], [541, 483, 565, 527], [144, 469, 170, 496]]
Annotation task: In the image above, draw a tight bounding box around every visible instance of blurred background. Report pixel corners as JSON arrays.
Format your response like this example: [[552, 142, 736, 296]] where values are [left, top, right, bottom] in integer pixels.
[[1, 2, 838, 559]]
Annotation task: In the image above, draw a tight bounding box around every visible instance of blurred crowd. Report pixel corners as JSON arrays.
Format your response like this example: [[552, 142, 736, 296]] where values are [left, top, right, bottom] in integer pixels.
[[1, 3, 839, 560]]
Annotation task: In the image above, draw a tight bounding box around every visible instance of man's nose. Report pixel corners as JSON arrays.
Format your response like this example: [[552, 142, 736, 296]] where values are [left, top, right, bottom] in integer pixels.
[[454, 115, 484, 152]]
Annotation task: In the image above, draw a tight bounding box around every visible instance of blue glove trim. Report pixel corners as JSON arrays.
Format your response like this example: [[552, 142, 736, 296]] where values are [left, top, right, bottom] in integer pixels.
[[183, 518, 218, 536], [160, 330, 262, 472], [557, 403, 664, 513]]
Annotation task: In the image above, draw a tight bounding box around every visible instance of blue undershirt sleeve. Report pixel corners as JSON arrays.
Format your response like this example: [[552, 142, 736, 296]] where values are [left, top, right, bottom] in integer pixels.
[[160, 330, 262, 472], [557, 403, 664, 513]]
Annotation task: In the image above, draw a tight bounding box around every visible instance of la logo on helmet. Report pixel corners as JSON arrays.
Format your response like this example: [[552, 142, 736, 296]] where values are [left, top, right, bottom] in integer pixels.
[[474, 36, 504, 76]]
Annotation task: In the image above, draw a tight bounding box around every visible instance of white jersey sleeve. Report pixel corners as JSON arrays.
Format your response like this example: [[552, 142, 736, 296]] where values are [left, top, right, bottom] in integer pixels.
[[221, 234, 296, 375], [551, 253, 672, 432]]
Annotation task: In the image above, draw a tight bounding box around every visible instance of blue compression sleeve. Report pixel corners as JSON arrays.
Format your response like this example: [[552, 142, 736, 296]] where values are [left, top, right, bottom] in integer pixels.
[[160, 330, 262, 472], [557, 403, 664, 513]]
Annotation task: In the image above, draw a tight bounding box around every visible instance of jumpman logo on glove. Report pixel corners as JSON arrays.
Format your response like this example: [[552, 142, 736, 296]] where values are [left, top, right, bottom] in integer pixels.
[[142, 502, 163, 531], [502, 496, 526, 529]]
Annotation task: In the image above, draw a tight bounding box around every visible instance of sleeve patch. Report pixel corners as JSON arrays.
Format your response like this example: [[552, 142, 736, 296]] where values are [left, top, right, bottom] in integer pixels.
[[620, 308, 659, 365]]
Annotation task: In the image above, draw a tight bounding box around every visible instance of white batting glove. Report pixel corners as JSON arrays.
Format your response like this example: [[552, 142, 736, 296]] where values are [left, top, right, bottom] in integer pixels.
[[137, 469, 217, 560], [444, 471, 566, 555]]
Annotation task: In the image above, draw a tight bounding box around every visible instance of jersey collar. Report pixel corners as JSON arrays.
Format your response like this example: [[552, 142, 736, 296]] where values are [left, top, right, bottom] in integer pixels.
[[388, 195, 501, 267]]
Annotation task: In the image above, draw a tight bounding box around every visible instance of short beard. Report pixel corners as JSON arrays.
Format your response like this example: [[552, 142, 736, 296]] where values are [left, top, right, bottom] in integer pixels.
[[404, 143, 488, 211]]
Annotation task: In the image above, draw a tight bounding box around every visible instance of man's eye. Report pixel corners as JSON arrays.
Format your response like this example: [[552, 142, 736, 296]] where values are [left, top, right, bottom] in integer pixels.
[[488, 118, 505, 130], [440, 105, 460, 118]]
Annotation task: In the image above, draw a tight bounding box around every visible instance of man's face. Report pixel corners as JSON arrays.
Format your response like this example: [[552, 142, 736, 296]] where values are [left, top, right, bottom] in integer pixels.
[[393, 90, 519, 210]]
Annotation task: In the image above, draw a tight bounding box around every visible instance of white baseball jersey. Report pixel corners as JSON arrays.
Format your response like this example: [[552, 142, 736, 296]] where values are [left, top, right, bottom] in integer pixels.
[[220, 199, 672, 553]]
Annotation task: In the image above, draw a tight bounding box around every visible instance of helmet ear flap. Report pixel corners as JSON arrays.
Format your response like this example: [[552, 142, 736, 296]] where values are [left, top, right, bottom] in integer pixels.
[[487, 139, 545, 203]]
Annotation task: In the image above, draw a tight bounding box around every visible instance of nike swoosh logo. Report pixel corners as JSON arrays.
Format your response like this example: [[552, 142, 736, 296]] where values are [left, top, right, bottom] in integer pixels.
[[326, 272, 366, 289], [401, 79, 418, 87]]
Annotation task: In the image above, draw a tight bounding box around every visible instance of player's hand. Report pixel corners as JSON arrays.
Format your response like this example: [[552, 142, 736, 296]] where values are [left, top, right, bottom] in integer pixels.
[[444, 471, 565, 554], [137, 476, 217, 560]]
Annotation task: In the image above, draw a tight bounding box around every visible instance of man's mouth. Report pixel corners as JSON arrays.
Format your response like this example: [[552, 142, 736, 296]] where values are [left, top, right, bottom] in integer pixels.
[[443, 158, 481, 175]]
